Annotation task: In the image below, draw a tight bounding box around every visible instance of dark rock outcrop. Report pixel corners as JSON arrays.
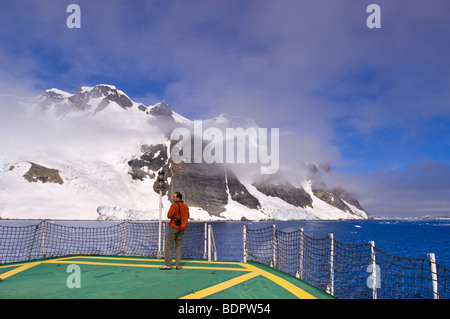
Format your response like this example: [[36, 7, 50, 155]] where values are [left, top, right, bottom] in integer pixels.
[[227, 169, 260, 210], [87, 85, 133, 109], [312, 186, 366, 215], [23, 162, 64, 184], [128, 144, 167, 181], [149, 101, 173, 117], [169, 162, 228, 216], [253, 182, 313, 208], [308, 163, 368, 217], [127, 142, 261, 216]]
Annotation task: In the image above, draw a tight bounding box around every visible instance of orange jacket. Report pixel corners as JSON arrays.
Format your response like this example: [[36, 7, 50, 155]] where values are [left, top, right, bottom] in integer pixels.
[[167, 201, 189, 230]]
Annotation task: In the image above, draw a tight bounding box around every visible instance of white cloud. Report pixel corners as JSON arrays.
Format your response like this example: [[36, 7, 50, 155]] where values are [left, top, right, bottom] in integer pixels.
[[339, 161, 450, 217]]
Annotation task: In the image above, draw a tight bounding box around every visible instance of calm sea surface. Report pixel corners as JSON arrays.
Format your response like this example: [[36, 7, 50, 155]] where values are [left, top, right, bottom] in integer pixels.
[[211, 219, 450, 268]]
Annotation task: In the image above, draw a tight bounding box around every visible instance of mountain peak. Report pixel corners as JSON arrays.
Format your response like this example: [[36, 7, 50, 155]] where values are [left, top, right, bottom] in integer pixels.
[[74, 84, 133, 110], [149, 100, 173, 117], [43, 88, 72, 98], [37, 84, 135, 116]]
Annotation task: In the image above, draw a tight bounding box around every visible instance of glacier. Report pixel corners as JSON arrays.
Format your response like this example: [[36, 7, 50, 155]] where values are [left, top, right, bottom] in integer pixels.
[[0, 85, 369, 221]]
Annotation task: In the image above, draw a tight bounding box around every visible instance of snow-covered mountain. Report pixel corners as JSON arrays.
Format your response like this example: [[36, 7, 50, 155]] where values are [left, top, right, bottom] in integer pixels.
[[0, 84, 369, 220]]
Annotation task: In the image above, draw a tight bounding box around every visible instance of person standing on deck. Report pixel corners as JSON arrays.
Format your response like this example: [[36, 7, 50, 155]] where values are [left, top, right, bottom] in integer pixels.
[[160, 191, 189, 270]]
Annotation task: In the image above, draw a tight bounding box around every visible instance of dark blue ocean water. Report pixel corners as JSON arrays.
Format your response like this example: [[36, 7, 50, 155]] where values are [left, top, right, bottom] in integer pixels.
[[210, 219, 450, 268]]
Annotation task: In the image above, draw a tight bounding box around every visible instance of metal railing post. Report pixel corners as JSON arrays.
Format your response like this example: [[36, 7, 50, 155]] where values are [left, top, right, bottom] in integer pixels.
[[369, 241, 378, 299], [157, 189, 162, 258], [204, 223, 207, 259], [162, 222, 165, 254], [208, 224, 211, 262], [428, 253, 439, 299], [208, 225, 217, 261], [296, 228, 304, 279], [272, 224, 277, 269], [122, 220, 126, 255], [328, 233, 335, 296], [243, 225, 247, 263], [41, 220, 46, 259]]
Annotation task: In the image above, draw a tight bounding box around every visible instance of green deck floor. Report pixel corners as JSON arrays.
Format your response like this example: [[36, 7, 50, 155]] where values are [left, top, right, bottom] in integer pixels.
[[0, 256, 334, 299]]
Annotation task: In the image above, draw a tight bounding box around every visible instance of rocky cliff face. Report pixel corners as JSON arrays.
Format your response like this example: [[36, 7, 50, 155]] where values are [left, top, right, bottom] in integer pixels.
[[312, 187, 366, 214], [252, 182, 313, 209], [127, 139, 368, 219], [128, 141, 262, 217]]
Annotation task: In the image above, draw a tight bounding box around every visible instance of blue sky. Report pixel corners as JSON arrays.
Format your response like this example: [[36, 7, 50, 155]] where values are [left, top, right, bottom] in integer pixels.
[[0, 0, 449, 217]]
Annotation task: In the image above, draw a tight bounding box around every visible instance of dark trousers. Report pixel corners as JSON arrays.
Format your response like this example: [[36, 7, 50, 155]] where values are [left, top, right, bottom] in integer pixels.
[[164, 227, 185, 267]]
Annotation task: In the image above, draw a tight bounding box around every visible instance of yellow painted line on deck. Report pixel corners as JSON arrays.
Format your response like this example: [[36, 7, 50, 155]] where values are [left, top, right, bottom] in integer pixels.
[[244, 263, 317, 299], [44, 259, 247, 272], [0, 262, 40, 280], [45, 260, 160, 268], [179, 262, 317, 300], [1, 256, 318, 299], [65, 255, 241, 266], [61, 256, 160, 262], [179, 271, 260, 299]]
